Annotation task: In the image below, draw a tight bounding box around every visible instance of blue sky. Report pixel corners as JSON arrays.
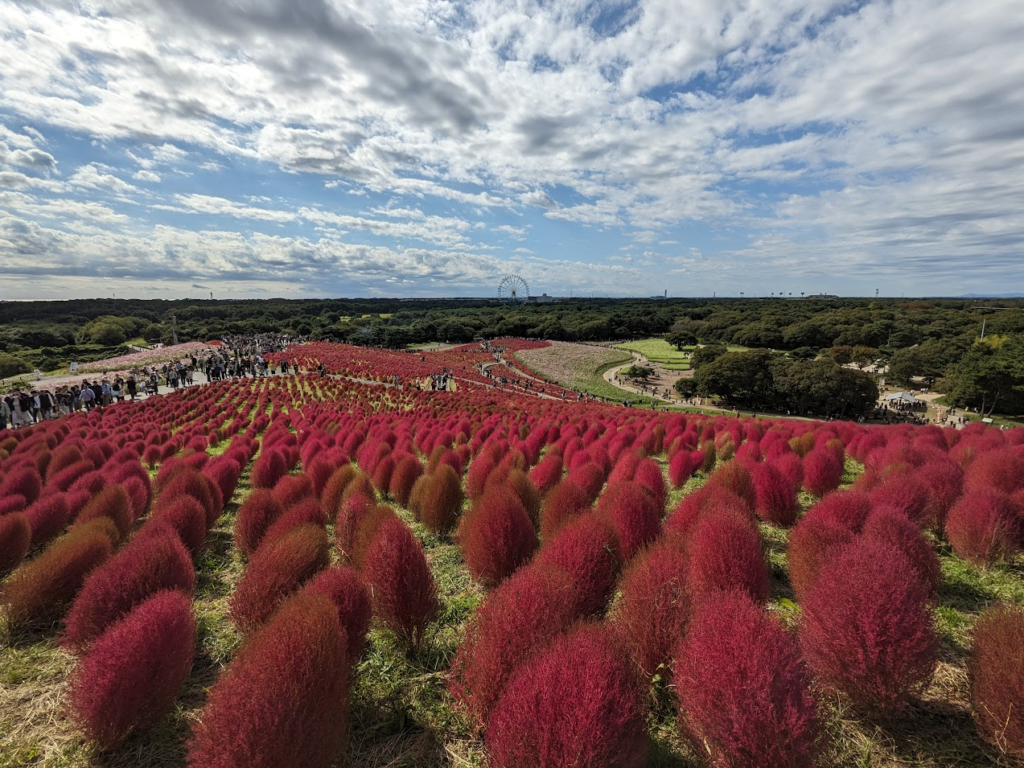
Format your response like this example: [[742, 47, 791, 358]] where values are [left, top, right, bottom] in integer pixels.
[[1, 0, 1023, 300]]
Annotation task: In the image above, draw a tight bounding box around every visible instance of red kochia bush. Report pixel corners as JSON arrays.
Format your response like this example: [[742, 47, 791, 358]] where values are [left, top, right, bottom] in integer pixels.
[[0, 512, 31, 576], [234, 490, 285, 556], [687, 506, 769, 603], [67, 590, 195, 749], [529, 453, 563, 497], [272, 474, 315, 510], [23, 493, 71, 547], [863, 508, 941, 594], [945, 489, 1020, 566], [595, 481, 660, 561], [969, 603, 1024, 760], [260, 498, 326, 548], [0, 466, 42, 505], [804, 490, 872, 533], [613, 537, 691, 680], [418, 465, 464, 535], [188, 593, 349, 768], [2, 529, 113, 628], [362, 516, 438, 652], [675, 590, 823, 768], [450, 566, 581, 728], [250, 449, 288, 490], [388, 455, 423, 507], [298, 566, 372, 665], [749, 461, 798, 526], [668, 449, 702, 489], [534, 514, 620, 617], [0, 493, 26, 515], [787, 515, 855, 600], [802, 448, 844, 497], [73, 484, 133, 540], [486, 624, 648, 768], [230, 524, 330, 633], [63, 533, 196, 653], [539, 480, 590, 542], [148, 497, 208, 557], [459, 488, 537, 587], [800, 537, 937, 715]]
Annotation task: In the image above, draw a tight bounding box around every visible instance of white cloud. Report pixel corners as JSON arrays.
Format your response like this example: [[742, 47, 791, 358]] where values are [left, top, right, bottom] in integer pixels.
[[133, 169, 161, 183]]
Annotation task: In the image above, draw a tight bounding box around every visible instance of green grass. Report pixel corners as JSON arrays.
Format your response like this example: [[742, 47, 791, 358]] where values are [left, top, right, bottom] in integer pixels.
[[615, 338, 692, 364]]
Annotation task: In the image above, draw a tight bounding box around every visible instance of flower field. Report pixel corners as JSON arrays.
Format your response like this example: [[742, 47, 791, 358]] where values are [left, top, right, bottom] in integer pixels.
[[76, 343, 216, 374], [1, 341, 1024, 768], [517, 340, 663, 403]]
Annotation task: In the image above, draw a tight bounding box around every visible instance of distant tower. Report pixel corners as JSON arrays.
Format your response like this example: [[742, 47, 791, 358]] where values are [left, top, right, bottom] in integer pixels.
[[171, 315, 179, 346], [875, 288, 879, 298]]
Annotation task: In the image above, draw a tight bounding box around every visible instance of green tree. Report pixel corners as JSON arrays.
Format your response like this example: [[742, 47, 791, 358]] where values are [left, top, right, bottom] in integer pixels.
[[674, 377, 698, 399], [690, 344, 728, 370], [775, 359, 878, 418], [694, 350, 779, 409], [667, 330, 698, 350], [86, 321, 127, 346], [942, 336, 1024, 416], [0, 353, 32, 379], [827, 345, 854, 366]]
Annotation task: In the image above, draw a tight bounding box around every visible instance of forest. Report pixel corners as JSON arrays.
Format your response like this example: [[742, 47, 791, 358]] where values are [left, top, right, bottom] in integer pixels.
[[0, 296, 1022, 415]]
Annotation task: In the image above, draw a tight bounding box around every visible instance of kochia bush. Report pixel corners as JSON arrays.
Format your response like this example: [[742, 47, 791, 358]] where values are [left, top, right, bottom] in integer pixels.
[[539, 480, 590, 543], [233, 490, 285, 557], [686, 506, 769, 603], [230, 524, 330, 633], [486, 624, 648, 768], [66, 590, 195, 749], [0, 512, 31, 576], [418, 465, 464, 535], [787, 514, 855, 600], [450, 566, 581, 728], [187, 593, 349, 768], [459, 487, 537, 587], [73, 484, 133, 541], [969, 603, 1024, 760], [2, 528, 113, 628], [945, 489, 1021, 566], [23, 493, 71, 548], [298, 566, 372, 665], [63, 532, 196, 653], [595, 481, 660, 561], [612, 537, 691, 680], [362, 516, 439, 652], [800, 537, 937, 715], [802, 448, 844, 497], [534, 514, 620, 617], [675, 590, 823, 768]]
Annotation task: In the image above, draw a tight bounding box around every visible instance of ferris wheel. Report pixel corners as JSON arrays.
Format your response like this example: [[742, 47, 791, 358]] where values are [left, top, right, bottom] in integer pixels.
[[498, 274, 530, 305]]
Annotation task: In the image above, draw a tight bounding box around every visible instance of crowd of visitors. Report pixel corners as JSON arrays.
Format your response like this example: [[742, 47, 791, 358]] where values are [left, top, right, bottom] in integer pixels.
[[1, 334, 301, 430]]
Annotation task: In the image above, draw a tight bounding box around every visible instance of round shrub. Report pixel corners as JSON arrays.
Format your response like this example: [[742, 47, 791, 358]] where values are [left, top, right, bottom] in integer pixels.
[[969, 603, 1024, 760], [148, 496, 208, 557], [250, 449, 288, 490], [486, 624, 648, 768], [800, 537, 937, 715], [0, 512, 31, 576], [362, 516, 439, 652], [23, 493, 71, 548], [595, 481, 660, 561], [749, 460, 798, 526], [687, 506, 768, 603], [863, 507, 941, 594], [418, 465, 464, 535], [63, 532, 196, 653], [787, 514, 855, 600], [73, 484, 133, 541], [539, 480, 590, 543], [230, 524, 330, 634], [459, 487, 537, 587], [234, 490, 285, 557], [298, 566, 372, 666], [945, 489, 1020, 566], [188, 593, 349, 768], [675, 590, 823, 768], [802, 448, 844, 497], [613, 537, 691, 680], [67, 590, 195, 749], [534, 514, 620, 617]]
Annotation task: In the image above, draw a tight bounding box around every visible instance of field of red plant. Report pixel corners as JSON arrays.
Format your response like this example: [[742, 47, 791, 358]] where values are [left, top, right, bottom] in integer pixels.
[[2, 339, 1023, 768]]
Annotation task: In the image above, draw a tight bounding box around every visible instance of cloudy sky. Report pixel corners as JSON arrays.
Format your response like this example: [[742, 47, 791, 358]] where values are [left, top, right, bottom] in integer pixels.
[[1, 0, 1022, 300]]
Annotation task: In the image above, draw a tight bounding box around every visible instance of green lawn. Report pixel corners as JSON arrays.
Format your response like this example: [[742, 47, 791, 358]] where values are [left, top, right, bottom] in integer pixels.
[[614, 339, 692, 370]]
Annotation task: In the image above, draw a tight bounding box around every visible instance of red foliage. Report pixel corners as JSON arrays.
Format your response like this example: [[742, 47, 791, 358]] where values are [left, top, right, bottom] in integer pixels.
[[539, 480, 590, 543], [66, 590, 195, 749], [945, 489, 1021, 566], [498, 469, 542, 525], [802, 448, 844, 497], [203, 457, 243, 504], [450, 566, 581, 727], [862, 508, 941, 594], [664, 484, 749, 547], [362, 516, 439, 652], [155, 470, 222, 529], [0, 493, 26, 515], [800, 537, 937, 714], [272, 474, 315, 509], [0, 466, 41, 505], [459, 487, 537, 587], [870, 475, 933, 527], [964, 449, 1024, 495], [0, 512, 31, 576], [73, 484, 133, 541], [595, 480, 661, 561], [486, 623, 648, 768], [2, 528, 113, 628], [388, 455, 423, 507], [298, 566, 372, 665], [418, 465, 464, 535], [347, 504, 398, 569], [668, 449, 702, 489], [529, 453, 563, 497], [234, 490, 285, 557], [706, 460, 756, 511], [969, 603, 1024, 760], [633, 457, 667, 512], [63, 533, 196, 654], [613, 537, 691, 680], [320, 464, 358, 518], [260, 498, 326, 548], [230, 524, 330, 633], [787, 514, 856, 600], [567, 461, 606, 505], [250, 448, 288, 489], [686, 506, 769, 603], [187, 593, 349, 768], [23, 493, 71, 547], [675, 590, 823, 768], [804, 490, 872, 533], [534, 514, 619, 616], [148, 497, 208, 557], [749, 460, 799, 526]]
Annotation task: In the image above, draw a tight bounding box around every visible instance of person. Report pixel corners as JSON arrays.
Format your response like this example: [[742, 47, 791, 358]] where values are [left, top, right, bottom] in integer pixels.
[[0, 395, 10, 430], [80, 382, 96, 411], [127, 375, 137, 400]]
